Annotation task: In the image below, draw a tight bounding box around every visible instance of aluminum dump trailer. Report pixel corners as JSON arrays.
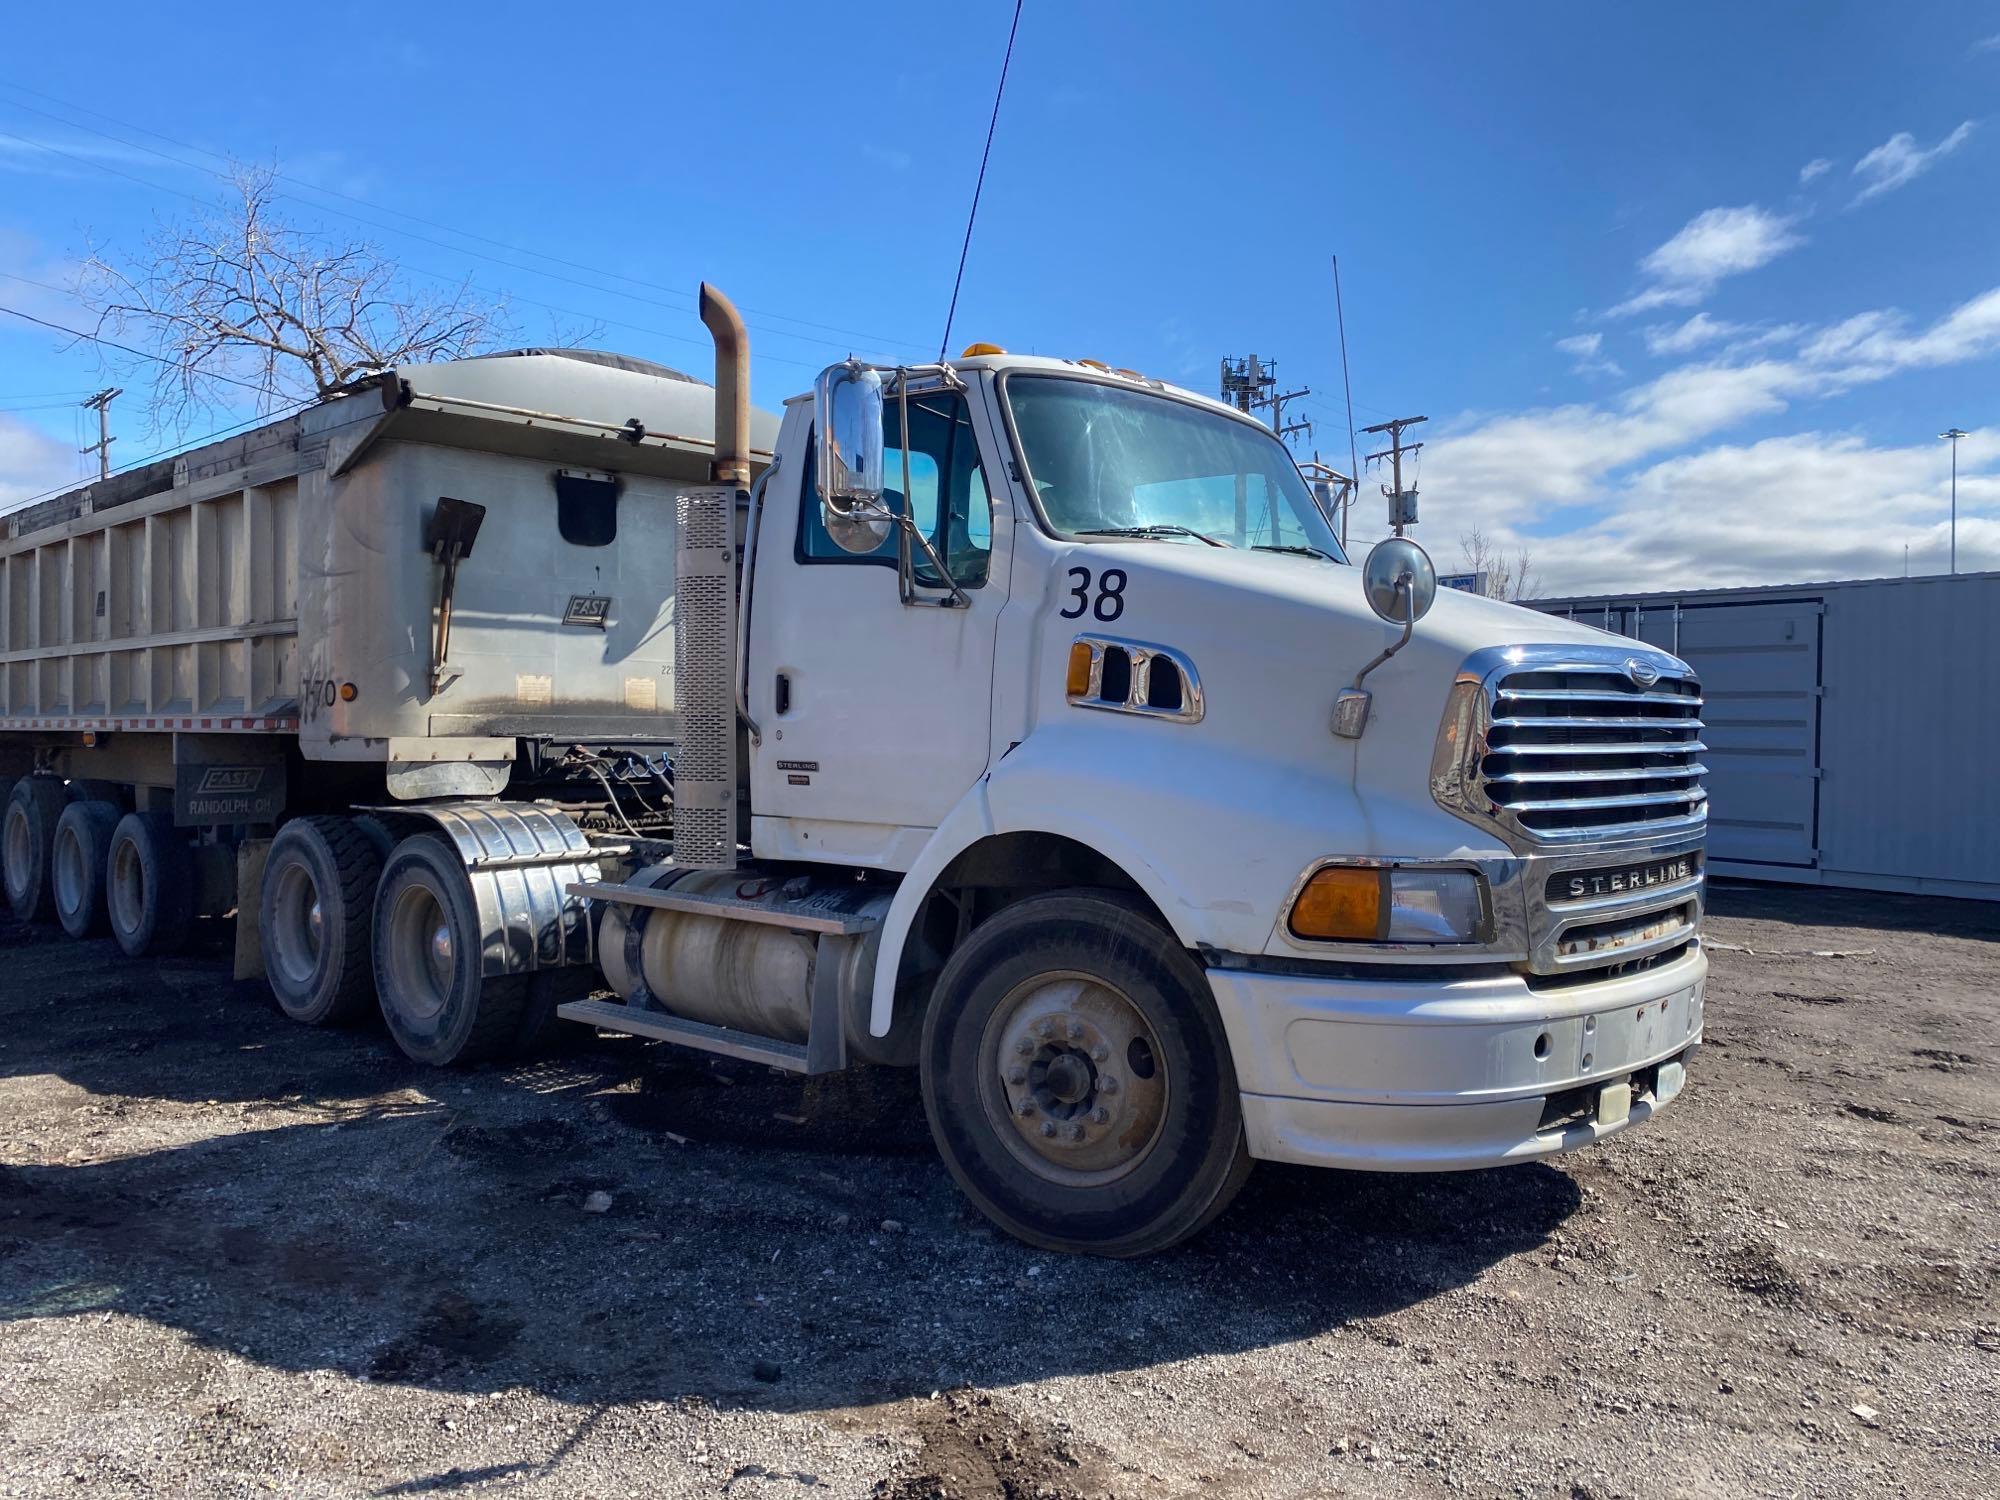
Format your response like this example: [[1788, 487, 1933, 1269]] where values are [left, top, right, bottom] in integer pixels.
[[1, 344, 775, 1003], [2, 349, 776, 777]]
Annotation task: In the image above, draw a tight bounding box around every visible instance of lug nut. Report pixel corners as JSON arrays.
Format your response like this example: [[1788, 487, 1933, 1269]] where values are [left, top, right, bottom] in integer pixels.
[[1015, 1038, 1035, 1057], [1068, 1123, 1086, 1142], [1090, 1042, 1109, 1061], [1007, 1067, 1028, 1086], [1065, 1019, 1084, 1040], [1034, 1018, 1054, 1039], [1090, 1106, 1109, 1124], [1039, 1121, 1057, 1138], [1017, 1099, 1037, 1117], [1098, 1076, 1120, 1095]]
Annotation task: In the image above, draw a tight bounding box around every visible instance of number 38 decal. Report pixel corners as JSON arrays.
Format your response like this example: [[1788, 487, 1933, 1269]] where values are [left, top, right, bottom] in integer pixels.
[[1059, 566, 1128, 622]]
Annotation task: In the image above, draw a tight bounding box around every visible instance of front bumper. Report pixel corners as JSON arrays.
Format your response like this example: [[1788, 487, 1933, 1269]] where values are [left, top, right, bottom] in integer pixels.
[[1209, 942, 1705, 1172]]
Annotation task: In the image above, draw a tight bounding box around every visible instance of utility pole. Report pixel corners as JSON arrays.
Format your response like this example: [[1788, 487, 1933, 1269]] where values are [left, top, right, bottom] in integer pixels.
[[81, 388, 121, 481], [1940, 427, 1966, 575], [1361, 414, 1428, 535]]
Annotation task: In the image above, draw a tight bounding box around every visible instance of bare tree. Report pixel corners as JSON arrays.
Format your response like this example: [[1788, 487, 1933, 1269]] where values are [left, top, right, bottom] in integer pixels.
[[1458, 525, 1544, 601], [77, 167, 507, 434]]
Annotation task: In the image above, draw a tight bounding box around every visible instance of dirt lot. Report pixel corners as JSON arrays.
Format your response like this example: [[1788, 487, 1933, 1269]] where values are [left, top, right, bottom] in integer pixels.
[[1, 884, 1995, 1500]]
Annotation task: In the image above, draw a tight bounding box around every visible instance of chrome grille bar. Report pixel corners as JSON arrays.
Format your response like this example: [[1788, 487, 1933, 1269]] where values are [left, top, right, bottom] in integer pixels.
[[1432, 644, 1709, 847]]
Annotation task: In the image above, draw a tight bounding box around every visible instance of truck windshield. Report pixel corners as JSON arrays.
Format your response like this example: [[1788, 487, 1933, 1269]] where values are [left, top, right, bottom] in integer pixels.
[[1005, 375, 1346, 560]]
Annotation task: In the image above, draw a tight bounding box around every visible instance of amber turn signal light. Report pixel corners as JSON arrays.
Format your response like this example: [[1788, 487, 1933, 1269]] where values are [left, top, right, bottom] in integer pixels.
[[1288, 867, 1386, 941], [1065, 641, 1093, 698]]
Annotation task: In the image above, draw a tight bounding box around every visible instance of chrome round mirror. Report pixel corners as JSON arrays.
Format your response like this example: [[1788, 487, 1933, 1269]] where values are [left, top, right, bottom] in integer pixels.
[[824, 503, 894, 554], [1361, 537, 1437, 624]]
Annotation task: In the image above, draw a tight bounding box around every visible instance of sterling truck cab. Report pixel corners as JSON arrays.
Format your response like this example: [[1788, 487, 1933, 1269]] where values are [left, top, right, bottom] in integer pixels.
[[634, 325, 1707, 1254], [0, 290, 1706, 1256]]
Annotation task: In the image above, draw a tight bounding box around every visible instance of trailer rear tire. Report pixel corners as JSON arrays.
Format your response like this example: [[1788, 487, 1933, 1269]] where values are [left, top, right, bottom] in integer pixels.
[[260, 816, 383, 1026], [4, 778, 71, 924], [52, 800, 121, 937], [919, 890, 1253, 1258], [373, 834, 528, 1065], [106, 811, 196, 957]]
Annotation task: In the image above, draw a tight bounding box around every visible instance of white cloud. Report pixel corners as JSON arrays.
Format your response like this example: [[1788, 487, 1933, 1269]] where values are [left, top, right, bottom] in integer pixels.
[[1974, 32, 2000, 53], [1798, 158, 1834, 184], [0, 415, 76, 514], [1520, 431, 1998, 593], [1643, 313, 1744, 356], [1643, 314, 1806, 358], [1608, 206, 1803, 317], [1850, 122, 1975, 204], [1554, 331, 1623, 379], [1409, 286, 2000, 590]]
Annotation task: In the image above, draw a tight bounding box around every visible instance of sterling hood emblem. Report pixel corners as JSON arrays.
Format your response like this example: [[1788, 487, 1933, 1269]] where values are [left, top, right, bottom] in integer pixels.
[[1626, 656, 1661, 688]]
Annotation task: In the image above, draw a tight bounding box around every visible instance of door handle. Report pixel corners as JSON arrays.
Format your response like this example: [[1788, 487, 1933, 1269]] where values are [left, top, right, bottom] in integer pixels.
[[774, 672, 791, 715]]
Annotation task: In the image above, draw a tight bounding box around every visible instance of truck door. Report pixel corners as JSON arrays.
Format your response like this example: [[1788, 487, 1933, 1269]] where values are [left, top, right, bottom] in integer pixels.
[[744, 383, 1005, 864]]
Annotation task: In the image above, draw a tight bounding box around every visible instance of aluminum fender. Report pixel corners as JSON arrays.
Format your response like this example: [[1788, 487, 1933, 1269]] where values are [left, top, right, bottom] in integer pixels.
[[866, 720, 1478, 1037]]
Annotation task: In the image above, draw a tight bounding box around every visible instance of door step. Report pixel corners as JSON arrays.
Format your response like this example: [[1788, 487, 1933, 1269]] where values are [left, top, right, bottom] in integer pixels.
[[557, 998, 812, 1072]]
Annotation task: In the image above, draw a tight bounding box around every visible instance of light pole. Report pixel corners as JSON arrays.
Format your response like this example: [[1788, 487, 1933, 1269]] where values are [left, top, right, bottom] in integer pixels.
[[1940, 427, 1967, 575]]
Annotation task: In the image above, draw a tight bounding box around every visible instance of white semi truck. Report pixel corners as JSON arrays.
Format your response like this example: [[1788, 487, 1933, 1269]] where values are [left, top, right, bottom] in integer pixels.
[[0, 288, 1708, 1254]]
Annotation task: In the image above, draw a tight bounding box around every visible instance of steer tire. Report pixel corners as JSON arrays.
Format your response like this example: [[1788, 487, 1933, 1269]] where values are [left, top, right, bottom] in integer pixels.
[[373, 834, 528, 1066], [51, 799, 122, 938], [919, 889, 1254, 1258], [259, 816, 383, 1026], [4, 778, 72, 924], [106, 811, 196, 957]]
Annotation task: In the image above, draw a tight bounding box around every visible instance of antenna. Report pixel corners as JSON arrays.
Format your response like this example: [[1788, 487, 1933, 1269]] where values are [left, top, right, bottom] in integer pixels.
[[1332, 256, 1359, 549]]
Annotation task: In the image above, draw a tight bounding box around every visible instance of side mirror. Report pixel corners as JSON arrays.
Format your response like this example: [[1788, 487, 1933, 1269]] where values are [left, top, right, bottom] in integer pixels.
[[1360, 536, 1437, 625], [814, 361, 888, 554], [1333, 537, 1438, 740]]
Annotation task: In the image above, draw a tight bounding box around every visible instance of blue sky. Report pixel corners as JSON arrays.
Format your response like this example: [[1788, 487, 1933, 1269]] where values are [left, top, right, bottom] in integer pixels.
[[2, 1, 1995, 591]]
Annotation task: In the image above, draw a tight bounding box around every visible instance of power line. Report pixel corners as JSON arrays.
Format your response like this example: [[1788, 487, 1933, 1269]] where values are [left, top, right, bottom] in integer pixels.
[[0, 299, 293, 397], [0, 80, 933, 359], [939, 0, 1025, 361], [3, 398, 313, 515]]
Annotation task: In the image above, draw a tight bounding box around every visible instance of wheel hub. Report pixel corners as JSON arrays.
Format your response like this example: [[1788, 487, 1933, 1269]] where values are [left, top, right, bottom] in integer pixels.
[[987, 974, 1169, 1181]]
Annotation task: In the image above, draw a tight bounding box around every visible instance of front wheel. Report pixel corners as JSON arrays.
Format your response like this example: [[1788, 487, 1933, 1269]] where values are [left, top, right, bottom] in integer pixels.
[[920, 890, 1253, 1257]]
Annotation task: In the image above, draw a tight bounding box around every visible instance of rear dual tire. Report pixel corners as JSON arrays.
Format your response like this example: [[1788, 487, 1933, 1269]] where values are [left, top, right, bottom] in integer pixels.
[[372, 834, 527, 1066], [4, 778, 69, 924], [52, 800, 122, 937], [259, 816, 382, 1026], [106, 811, 195, 957]]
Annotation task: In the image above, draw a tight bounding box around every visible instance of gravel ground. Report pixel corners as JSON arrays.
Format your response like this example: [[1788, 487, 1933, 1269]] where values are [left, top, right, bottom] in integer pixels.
[[1, 883, 1995, 1499]]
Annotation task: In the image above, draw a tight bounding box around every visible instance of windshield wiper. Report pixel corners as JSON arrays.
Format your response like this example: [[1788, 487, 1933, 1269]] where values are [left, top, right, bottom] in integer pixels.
[[1252, 543, 1338, 560], [1077, 524, 1230, 548]]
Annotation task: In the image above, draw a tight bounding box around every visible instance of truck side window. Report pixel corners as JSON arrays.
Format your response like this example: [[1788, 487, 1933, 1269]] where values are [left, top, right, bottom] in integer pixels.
[[798, 391, 991, 587]]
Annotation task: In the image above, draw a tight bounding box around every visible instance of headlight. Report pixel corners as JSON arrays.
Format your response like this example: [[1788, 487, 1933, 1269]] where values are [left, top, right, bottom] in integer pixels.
[[1288, 866, 1485, 944]]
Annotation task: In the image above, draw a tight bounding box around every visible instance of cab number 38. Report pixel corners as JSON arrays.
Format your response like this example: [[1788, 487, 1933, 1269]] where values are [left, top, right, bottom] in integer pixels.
[[1060, 566, 1128, 622]]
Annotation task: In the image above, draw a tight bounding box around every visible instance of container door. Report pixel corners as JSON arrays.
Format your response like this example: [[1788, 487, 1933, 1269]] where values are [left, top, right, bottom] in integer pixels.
[[1669, 601, 1823, 868], [744, 389, 1004, 862]]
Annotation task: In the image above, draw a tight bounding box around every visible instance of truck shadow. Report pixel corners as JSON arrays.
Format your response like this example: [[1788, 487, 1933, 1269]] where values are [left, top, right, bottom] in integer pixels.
[[0, 918, 1580, 1415]]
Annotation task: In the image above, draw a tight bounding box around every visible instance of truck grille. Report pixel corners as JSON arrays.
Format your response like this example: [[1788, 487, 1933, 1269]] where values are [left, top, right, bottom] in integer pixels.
[[1485, 667, 1705, 839], [1434, 648, 1708, 847]]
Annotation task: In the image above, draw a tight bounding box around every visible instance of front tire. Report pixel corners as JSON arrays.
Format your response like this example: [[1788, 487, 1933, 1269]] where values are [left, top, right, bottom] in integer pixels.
[[51, 800, 122, 937], [373, 834, 527, 1065], [919, 890, 1253, 1257], [260, 816, 383, 1026]]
